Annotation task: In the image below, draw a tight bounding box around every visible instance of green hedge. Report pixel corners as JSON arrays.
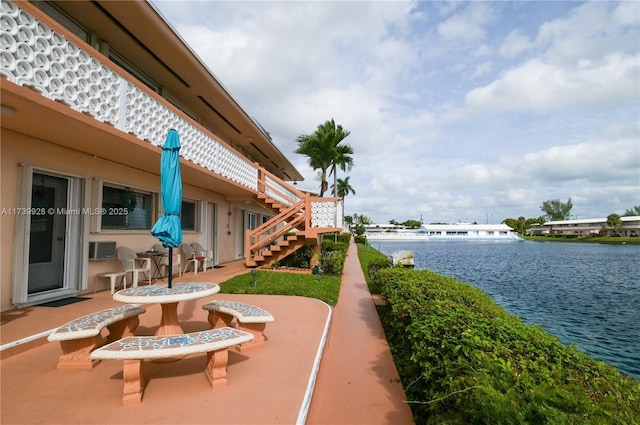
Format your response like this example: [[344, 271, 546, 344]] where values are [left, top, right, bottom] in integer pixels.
[[356, 242, 390, 292], [378, 268, 640, 424], [367, 257, 392, 294], [322, 232, 352, 244], [320, 237, 348, 274], [354, 235, 367, 245]]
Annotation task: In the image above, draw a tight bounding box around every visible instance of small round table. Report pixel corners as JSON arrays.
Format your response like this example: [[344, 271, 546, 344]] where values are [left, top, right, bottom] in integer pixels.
[[136, 251, 167, 281], [113, 283, 220, 336]]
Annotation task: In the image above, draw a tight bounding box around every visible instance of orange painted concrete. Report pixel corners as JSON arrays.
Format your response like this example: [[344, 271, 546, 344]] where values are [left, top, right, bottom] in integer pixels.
[[306, 242, 415, 424]]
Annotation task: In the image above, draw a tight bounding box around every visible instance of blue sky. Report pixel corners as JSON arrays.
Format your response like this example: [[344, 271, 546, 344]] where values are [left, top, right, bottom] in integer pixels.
[[151, 0, 639, 224]]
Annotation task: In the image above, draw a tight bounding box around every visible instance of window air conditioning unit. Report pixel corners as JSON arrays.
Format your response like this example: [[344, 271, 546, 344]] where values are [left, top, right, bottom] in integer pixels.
[[88, 241, 117, 260]]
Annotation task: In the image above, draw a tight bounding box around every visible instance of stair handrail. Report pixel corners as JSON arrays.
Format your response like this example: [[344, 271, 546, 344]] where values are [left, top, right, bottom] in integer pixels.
[[246, 197, 308, 259], [257, 166, 305, 207], [250, 213, 306, 254], [245, 215, 305, 261], [251, 197, 306, 237]]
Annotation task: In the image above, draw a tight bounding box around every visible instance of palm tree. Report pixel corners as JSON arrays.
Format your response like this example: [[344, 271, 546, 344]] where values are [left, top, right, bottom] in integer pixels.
[[623, 206, 640, 216], [294, 119, 353, 196], [329, 143, 354, 197], [606, 213, 622, 236], [330, 176, 355, 230], [332, 176, 356, 200]]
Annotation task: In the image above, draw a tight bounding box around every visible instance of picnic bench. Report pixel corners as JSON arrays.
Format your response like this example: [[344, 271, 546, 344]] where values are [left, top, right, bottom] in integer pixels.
[[90, 328, 253, 405], [202, 300, 274, 351], [47, 304, 145, 370]]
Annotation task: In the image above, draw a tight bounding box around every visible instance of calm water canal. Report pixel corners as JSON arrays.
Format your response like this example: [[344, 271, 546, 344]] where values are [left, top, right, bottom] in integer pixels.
[[372, 240, 640, 379]]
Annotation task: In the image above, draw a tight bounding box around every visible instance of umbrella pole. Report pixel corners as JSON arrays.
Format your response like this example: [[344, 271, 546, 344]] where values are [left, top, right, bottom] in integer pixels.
[[168, 247, 173, 288]]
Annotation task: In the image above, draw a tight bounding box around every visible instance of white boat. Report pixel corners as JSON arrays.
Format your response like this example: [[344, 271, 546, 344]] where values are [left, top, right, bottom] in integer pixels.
[[390, 251, 415, 268]]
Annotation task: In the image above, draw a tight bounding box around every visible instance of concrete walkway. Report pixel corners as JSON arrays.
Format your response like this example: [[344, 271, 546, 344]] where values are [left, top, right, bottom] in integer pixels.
[[307, 241, 415, 424]]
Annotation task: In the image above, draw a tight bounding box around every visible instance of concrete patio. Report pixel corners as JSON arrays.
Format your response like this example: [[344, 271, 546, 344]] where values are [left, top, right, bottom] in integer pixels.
[[1, 243, 414, 424]]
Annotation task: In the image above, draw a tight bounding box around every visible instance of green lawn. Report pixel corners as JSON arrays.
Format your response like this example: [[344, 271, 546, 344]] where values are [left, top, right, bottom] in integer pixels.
[[218, 269, 341, 306], [524, 236, 640, 244]]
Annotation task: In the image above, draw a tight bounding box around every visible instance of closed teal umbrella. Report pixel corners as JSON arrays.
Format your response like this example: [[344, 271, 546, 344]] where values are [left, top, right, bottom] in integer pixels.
[[151, 129, 182, 288]]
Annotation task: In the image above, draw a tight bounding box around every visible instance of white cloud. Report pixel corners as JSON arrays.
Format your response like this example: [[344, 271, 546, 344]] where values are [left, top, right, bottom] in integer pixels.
[[437, 2, 493, 42], [536, 1, 639, 65], [613, 1, 640, 26], [466, 1, 639, 114], [519, 137, 639, 184], [469, 61, 493, 79], [466, 53, 639, 114], [499, 30, 532, 57]]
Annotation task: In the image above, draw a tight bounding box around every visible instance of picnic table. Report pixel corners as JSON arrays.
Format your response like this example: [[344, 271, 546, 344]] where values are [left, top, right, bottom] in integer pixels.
[[113, 283, 219, 336]]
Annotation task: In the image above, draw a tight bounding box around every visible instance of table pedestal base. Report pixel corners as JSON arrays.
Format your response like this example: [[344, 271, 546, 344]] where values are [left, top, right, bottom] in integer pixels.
[[154, 302, 185, 362], [156, 303, 184, 335]]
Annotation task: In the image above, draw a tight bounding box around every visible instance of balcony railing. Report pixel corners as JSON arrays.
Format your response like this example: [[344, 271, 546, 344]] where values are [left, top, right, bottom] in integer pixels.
[[1, 0, 258, 189]]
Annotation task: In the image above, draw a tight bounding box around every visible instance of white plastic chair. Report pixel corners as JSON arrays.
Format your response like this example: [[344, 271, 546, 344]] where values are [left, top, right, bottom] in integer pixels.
[[116, 246, 151, 287], [180, 243, 200, 275], [153, 244, 182, 278], [191, 242, 213, 271], [94, 271, 128, 294]]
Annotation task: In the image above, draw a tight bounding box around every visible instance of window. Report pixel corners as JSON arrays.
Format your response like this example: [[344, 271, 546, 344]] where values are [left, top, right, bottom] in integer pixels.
[[101, 186, 153, 230], [181, 200, 197, 231], [33, 1, 91, 43], [247, 213, 257, 230], [109, 51, 161, 94]]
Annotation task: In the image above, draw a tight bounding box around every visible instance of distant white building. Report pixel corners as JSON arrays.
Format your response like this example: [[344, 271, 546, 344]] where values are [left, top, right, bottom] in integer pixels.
[[363, 224, 426, 240], [528, 216, 640, 237], [364, 223, 521, 241], [423, 223, 521, 240]]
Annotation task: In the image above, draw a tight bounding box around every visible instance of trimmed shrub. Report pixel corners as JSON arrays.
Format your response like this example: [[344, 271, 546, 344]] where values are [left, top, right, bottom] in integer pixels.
[[279, 236, 349, 274], [356, 241, 389, 292], [323, 232, 351, 244], [337, 232, 352, 244], [354, 235, 367, 245], [378, 268, 640, 424], [320, 250, 345, 274], [367, 257, 392, 293], [318, 238, 348, 274], [321, 238, 348, 254], [278, 244, 312, 269]]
